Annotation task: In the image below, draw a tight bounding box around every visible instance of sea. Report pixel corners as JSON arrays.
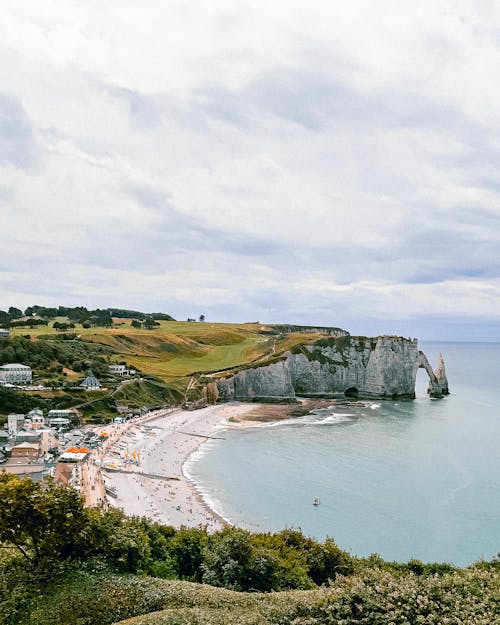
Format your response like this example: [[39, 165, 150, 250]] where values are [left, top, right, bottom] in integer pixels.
[[184, 342, 500, 566]]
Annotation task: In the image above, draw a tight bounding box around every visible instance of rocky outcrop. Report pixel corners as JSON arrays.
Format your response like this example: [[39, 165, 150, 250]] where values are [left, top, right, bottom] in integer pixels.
[[216, 335, 449, 401]]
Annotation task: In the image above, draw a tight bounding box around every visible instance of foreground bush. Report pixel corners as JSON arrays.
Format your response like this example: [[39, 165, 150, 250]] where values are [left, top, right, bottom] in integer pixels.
[[0, 563, 496, 625], [287, 566, 500, 625]]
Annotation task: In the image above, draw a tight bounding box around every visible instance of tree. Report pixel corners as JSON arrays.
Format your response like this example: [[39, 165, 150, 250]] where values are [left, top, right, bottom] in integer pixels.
[[8, 307, 23, 320], [143, 318, 160, 330], [131, 319, 143, 329], [0, 475, 89, 566], [199, 314, 205, 322]]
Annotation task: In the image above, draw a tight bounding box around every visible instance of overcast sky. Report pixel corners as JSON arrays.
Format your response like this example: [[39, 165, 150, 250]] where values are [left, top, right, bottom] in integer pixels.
[[1, 1, 500, 340]]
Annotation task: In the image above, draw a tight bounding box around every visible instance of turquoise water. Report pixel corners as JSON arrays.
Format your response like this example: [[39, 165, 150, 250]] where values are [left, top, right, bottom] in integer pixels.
[[185, 343, 500, 566]]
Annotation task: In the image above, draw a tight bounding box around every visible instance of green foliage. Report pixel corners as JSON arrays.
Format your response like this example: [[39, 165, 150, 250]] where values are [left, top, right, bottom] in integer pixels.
[[0, 474, 89, 566], [199, 527, 343, 592], [85, 508, 153, 573], [286, 567, 500, 625], [0, 386, 53, 414], [163, 527, 208, 581], [2, 565, 498, 625], [0, 334, 111, 373], [0, 478, 498, 625], [53, 321, 76, 331], [8, 318, 48, 329]]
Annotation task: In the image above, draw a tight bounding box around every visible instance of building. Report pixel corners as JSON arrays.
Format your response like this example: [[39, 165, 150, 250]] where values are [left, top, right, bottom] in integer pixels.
[[47, 408, 81, 421], [48, 408, 74, 419], [40, 429, 60, 454], [0, 328, 9, 338], [108, 364, 136, 376], [80, 374, 101, 390], [2, 462, 46, 481], [48, 417, 71, 428], [10, 442, 40, 462], [7, 413, 25, 436], [0, 429, 9, 452], [15, 430, 41, 444], [0, 363, 32, 385], [58, 447, 89, 463], [25, 408, 46, 430]]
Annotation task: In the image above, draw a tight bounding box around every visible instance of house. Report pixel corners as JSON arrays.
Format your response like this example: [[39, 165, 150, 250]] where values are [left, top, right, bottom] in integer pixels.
[[10, 441, 40, 462], [108, 364, 136, 376], [0, 328, 9, 338], [80, 373, 101, 390], [0, 430, 9, 452], [2, 462, 46, 481], [7, 414, 25, 436], [0, 363, 32, 385], [15, 430, 41, 444], [47, 408, 81, 424], [48, 417, 71, 428], [58, 447, 89, 463], [25, 409, 46, 430]]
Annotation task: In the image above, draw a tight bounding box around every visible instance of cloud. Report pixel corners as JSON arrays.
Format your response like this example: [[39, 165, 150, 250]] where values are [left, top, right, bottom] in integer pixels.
[[0, 94, 37, 168], [1, 1, 500, 338]]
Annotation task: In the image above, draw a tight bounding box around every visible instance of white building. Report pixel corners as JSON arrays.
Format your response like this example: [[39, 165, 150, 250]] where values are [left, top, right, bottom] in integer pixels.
[[108, 364, 136, 376], [48, 409, 75, 418], [0, 363, 32, 385], [7, 414, 25, 436], [25, 412, 46, 429], [0, 329, 9, 338], [80, 374, 100, 390], [48, 417, 71, 428]]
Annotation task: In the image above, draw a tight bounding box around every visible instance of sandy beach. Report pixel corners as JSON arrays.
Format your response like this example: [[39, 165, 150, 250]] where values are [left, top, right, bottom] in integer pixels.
[[102, 402, 258, 529]]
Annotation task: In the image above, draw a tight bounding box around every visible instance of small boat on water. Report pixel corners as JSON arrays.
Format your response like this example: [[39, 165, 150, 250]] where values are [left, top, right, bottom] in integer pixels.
[[313, 498, 320, 506]]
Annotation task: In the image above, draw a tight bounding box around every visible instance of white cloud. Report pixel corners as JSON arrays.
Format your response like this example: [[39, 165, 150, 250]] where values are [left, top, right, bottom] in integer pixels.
[[1, 1, 500, 338]]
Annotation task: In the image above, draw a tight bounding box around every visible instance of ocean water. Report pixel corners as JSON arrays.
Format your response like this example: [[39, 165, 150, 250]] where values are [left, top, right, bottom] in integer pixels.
[[185, 342, 500, 566]]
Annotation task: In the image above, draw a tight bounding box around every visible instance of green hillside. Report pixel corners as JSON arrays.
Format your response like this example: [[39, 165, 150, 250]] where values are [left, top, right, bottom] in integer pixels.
[[1, 313, 344, 420]]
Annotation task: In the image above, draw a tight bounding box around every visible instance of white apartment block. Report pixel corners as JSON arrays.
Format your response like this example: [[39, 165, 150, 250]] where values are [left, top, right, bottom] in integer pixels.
[[8, 414, 25, 436], [0, 363, 32, 385]]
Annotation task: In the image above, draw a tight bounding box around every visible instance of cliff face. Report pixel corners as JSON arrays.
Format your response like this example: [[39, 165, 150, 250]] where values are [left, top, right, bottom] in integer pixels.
[[216, 336, 449, 401]]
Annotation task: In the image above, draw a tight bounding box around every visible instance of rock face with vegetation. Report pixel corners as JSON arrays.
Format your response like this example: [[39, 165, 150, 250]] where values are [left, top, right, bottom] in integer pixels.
[[217, 335, 449, 401]]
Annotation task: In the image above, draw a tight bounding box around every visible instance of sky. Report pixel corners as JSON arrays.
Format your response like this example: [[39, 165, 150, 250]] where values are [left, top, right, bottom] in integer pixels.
[[1, 1, 500, 340]]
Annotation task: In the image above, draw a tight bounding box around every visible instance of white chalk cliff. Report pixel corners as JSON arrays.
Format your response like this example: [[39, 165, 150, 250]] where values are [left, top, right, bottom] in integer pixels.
[[216, 335, 449, 401]]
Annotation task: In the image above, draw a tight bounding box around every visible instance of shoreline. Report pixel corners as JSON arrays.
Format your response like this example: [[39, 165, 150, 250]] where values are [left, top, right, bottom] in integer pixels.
[[102, 402, 258, 529], [99, 398, 336, 529]]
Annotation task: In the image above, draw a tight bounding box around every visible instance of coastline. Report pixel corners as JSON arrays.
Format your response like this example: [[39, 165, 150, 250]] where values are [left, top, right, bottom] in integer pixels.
[[100, 398, 335, 529], [102, 402, 257, 529]]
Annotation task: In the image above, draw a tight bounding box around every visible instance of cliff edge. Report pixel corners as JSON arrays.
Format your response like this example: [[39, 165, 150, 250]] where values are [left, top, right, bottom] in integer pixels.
[[216, 335, 449, 401]]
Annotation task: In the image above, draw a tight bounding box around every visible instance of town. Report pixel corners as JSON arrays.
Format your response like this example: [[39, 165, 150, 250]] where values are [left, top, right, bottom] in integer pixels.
[[0, 358, 153, 507]]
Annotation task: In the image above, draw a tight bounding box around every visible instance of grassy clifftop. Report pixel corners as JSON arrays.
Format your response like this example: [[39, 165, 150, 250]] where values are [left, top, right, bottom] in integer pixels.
[[9, 320, 337, 382], [2, 319, 342, 419]]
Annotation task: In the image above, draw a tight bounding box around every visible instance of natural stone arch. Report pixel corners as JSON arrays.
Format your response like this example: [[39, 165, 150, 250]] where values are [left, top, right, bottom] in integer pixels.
[[416, 351, 449, 398]]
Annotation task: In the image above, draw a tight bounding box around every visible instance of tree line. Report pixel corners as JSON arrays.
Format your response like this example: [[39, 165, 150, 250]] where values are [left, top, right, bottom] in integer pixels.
[[0, 305, 176, 329], [0, 474, 353, 591]]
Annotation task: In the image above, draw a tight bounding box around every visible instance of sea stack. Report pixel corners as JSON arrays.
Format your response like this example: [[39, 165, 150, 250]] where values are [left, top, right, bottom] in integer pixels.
[[428, 352, 450, 397]]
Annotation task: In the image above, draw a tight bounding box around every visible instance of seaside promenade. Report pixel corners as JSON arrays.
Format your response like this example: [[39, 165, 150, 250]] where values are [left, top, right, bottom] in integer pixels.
[[80, 403, 256, 528]]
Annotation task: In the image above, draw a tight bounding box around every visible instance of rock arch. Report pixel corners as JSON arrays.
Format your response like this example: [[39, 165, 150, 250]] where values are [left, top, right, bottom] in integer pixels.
[[417, 351, 449, 398]]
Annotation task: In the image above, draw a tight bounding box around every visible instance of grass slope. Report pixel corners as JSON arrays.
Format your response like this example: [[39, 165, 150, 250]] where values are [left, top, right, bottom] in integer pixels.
[[10, 321, 331, 383], [11, 566, 499, 625], [4, 320, 342, 419]]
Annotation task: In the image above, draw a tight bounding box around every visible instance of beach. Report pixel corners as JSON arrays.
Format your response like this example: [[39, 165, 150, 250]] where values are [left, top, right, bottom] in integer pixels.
[[101, 402, 258, 529]]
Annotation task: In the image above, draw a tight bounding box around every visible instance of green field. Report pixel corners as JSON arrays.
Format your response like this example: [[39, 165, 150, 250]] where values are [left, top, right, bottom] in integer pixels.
[[10, 320, 328, 382], [3, 320, 334, 418]]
